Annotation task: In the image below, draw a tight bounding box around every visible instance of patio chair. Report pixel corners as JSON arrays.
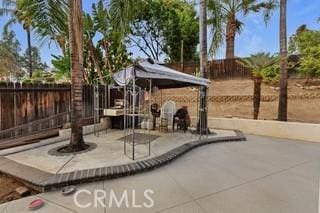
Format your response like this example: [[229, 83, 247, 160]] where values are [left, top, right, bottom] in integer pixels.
[[160, 101, 176, 131], [173, 106, 190, 133]]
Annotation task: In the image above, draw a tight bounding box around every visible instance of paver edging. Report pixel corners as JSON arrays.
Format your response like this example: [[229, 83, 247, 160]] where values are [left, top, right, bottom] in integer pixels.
[[0, 130, 246, 192]]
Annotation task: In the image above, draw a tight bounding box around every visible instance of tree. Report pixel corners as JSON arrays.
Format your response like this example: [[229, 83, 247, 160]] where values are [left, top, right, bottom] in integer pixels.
[[0, 30, 22, 80], [207, 0, 278, 59], [289, 25, 320, 82], [21, 46, 48, 71], [242, 53, 277, 119], [129, 0, 165, 60], [161, 0, 199, 62], [51, 54, 71, 81], [68, 0, 86, 152], [16, 0, 69, 54], [17, 0, 130, 85], [83, 0, 130, 83], [1, 0, 34, 77], [278, 0, 288, 121], [109, 0, 141, 36], [129, 0, 199, 62], [0, 29, 23, 80], [198, 0, 208, 134]]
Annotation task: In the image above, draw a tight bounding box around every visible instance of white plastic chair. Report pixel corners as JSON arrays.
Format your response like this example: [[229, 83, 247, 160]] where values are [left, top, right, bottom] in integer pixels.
[[160, 101, 176, 130]]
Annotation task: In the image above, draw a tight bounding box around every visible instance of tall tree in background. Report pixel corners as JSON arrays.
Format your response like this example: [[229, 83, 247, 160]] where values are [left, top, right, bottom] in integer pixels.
[[288, 24, 320, 82], [0, 0, 33, 77], [207, 0, 278, 59], [277, 0, 288, 121], [22, 47, 48, 71], [129, 0, 198, 62], [68, 0, 86, 151], [198, 0, 208, 133], [0, 29, 23, 79]]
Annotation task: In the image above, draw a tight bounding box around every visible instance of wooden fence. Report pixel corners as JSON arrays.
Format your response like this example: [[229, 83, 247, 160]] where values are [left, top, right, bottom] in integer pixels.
[[0, 82, 108, 131], [166, 58, 252, 79]]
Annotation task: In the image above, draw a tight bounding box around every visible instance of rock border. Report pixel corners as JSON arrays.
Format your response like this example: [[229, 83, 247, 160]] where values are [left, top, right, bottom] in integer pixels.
[[0, 130, 245, 192]]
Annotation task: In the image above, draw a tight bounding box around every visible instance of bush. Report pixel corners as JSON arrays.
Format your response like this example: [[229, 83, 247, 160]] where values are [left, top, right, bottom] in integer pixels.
[[262, 64, 280, 84]]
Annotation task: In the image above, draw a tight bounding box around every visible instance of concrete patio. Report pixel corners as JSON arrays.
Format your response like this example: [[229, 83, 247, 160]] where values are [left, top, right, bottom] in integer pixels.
[[0, 134, 319, 213], [0, 128, 244, 190], [4, 129, 237, 174]]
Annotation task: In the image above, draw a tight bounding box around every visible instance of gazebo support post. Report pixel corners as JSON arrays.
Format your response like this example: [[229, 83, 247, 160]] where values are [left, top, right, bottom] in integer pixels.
[[132, 70, 136, 160]]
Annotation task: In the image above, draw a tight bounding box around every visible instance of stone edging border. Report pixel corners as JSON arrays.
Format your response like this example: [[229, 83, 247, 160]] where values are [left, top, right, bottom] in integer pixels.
[[0, 130, 245, 192]]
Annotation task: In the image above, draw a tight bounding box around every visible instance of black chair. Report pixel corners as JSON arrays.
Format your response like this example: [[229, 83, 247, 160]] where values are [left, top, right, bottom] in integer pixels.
[[173, 108, 188, 133]]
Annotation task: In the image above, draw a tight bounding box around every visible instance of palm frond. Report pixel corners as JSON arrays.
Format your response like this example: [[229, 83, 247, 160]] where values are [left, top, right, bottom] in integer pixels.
[[243, 0, 278, 25], [207, 0, 226, 56], [109, 0, 142, 36], [20, 0, 68, 48], [3, 17, 16, 33], [241, 52, 278, 77]]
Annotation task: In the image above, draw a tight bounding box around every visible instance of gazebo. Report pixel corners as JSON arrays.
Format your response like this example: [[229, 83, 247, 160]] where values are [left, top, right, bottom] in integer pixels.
[[112, 58, 211, 160]]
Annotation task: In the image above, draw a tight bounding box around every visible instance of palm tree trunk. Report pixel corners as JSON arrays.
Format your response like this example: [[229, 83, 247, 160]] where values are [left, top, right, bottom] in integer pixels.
[[26, 28, 33, 77], [69, 0, 86, 151], [253, 77, 262, 120], [278, 0, 288, 121], [225, 14, 236, 59], [198, 0, 208, 134]]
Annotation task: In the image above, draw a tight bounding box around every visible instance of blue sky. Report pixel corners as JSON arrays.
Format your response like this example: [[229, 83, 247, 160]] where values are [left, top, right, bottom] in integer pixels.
[[0, 0, 319, 65]]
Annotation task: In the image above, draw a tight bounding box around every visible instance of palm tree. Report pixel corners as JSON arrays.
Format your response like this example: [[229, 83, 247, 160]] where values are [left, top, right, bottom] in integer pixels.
[[109, 0, 142, 36], [277, 0, 287, 121], [0, 0, 33, 77], [242, 52, 277, 119], [207, 0, 278, 59], [17, 0, 68, 54], [198, 0, 209, 133], [68, 0, 86, 151]]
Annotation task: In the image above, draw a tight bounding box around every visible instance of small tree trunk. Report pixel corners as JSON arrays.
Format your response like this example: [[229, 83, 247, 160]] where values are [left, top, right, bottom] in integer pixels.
[[27, 28, 33, 77], [278, 0, 288, 121], [69, 0, 86, 151], [225, 14, 236, 59], [253, 77, 262, 120]]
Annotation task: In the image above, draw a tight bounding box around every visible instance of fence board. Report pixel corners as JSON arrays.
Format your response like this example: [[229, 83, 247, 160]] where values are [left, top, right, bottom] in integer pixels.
[[166, 58, 252, 79], [0, 83, 108, 132]]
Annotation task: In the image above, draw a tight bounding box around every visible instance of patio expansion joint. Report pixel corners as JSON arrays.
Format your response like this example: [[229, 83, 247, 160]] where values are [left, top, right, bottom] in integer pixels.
[[0, 204, 8, 213], [0, 130, 246, 192], [36, 194, 80, 213], [56, 155, 76, 174]]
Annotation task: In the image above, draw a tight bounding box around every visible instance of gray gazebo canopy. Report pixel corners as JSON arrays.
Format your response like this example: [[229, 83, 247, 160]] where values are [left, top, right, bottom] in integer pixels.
[[113, 59, 210, 89]]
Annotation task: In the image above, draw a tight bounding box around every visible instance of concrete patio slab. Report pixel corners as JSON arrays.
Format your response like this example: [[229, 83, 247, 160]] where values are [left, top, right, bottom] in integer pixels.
[[219, 135, 320, 170], [102, 169, 194, 213], [0, 129, 244, 191], [0, 134, 319, 212], [163, 150, 247, 198], [5, 129, 237, 174], [159, 201, 205, 213], [197, 160, 318, 213], [196, 177, 292, 213], [38, 182, 105, 213], [1, 196, 75, 213], [0, 203, 8, 213]]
